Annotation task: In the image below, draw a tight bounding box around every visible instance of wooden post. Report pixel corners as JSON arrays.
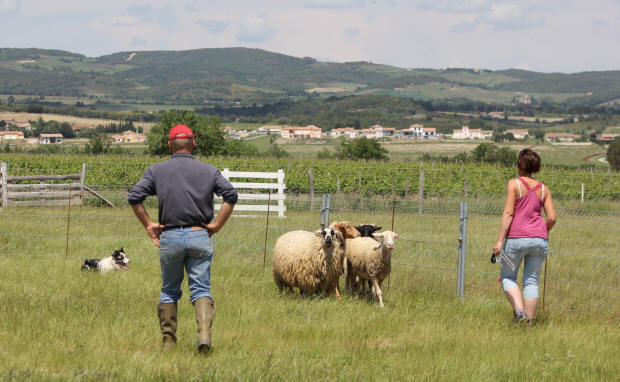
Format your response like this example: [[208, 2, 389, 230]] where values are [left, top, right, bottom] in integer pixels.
[[80, 163, 86, 202], [404, 180, 409, 199], [263, 190, 271, 267], [418, 169, 424, 215], [308, 168, 314, 210], [464, 179, 469, 197], [0, 162, 7, 207], [277, 169, 285, 218], [581, 183, 585, 204], [65, 198, 71, 257]]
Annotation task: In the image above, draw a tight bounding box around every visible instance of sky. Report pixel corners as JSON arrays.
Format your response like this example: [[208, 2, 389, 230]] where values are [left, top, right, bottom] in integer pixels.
[[0, 0, 619, 73]]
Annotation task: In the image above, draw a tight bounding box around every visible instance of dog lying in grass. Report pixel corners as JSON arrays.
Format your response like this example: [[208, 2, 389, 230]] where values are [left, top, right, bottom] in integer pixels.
[[81, 248, 130, 273]]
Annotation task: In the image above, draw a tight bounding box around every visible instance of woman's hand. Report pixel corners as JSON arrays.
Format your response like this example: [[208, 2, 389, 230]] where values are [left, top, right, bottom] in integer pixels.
[[493, 240, 503, 255]]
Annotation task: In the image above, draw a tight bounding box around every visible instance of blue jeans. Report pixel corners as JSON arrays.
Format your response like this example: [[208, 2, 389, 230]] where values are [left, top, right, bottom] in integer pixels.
[[158, 228, 214, 304], [500, 238, 548, 299]]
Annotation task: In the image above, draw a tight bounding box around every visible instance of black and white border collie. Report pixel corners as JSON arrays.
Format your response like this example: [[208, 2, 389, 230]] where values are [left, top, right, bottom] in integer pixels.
[[81, 248, 130, 273]]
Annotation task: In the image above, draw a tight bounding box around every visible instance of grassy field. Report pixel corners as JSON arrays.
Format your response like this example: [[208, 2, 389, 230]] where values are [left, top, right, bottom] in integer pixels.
[[371, 84, 582, 104], [273, 138, 609, 167], [0, 203, 618, 380], [0, 111, 155, 131]]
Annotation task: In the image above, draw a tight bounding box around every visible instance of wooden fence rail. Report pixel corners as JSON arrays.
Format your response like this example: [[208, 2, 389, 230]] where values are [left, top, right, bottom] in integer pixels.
[[0, 162, 107, 207], [216, 168, 286, 218]]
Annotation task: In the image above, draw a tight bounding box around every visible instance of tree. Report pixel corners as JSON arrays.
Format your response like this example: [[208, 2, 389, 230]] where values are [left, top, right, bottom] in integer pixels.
[[87, 135, 112, 154], [472, 143, 516, 166], [607, 138, 620, 170], [147, 111, 226, 156], [337, 136, 388, 160], [263, 143, 288, 158]]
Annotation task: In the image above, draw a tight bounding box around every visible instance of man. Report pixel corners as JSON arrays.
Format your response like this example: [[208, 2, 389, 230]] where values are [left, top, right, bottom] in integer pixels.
[[128, 124, 237, 352]]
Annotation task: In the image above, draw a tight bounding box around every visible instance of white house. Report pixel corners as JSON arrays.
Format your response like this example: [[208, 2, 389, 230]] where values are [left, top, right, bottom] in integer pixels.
[[39, 133, 64, 144], [451, 126, 492, 140], [505, 129, 529, 139], [0, 131, 24, 141], [359, 125, 395, 139], [545, 132, 579, 142], [395, 124, 437, 139], [280, 125, 323, 139], [257, 125, 283, 135], [330, 127, 358, 138]]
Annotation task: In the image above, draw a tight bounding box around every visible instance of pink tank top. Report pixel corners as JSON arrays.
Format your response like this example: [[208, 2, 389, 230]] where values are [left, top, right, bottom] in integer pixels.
[[507, 177, 548, 239]]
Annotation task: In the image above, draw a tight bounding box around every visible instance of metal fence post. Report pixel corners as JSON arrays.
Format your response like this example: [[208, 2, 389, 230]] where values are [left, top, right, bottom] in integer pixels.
[[457, 201, 468, 300], [320, 194, 331, 227], [0, 162, 7, 208]]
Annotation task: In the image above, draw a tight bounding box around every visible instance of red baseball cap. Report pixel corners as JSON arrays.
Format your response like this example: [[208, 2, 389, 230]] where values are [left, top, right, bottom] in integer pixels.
[[169, 124, 194, 140]]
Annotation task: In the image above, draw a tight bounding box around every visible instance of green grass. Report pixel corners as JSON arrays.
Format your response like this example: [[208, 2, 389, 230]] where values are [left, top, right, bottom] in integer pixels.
[[0, 205, 618, 380]]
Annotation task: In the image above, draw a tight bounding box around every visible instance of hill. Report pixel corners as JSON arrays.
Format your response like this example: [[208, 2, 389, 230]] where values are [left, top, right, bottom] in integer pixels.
[[1, 47, 620, 106]]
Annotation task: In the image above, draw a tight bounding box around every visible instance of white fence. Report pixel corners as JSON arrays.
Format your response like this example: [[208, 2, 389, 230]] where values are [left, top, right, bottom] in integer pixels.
[[216, 168, 286, 218]]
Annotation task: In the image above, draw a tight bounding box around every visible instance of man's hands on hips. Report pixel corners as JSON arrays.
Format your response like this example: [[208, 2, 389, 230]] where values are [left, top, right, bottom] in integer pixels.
[[131, 204, 164, 248], [146, 222, 164, 247], [205, 222, 222, 237]]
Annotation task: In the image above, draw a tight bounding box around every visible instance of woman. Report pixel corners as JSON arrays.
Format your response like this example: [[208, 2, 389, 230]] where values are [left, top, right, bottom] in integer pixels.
[[493, 149, 556, 324]]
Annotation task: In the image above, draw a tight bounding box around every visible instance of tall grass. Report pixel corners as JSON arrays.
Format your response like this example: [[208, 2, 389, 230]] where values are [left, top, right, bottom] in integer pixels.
[[0, 206, 618, 381]]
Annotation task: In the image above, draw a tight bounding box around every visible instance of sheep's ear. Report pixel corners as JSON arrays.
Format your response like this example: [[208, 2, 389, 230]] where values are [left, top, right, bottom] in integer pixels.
[[374, 226, 382, 231], [372, 232, 384, 238], [314, 230, 322, 237], [394, 233, 399, 239]]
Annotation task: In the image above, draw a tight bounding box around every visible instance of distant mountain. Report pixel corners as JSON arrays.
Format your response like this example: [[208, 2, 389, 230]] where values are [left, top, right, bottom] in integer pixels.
[[1, 47, 619, 106]]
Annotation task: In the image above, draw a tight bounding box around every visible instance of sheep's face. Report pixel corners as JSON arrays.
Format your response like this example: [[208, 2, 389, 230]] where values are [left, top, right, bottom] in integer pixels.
[[373, 231, 399, 250], [331, 221, 361, 238], [355, 224, 382, 237], [320, 227, 336, 247]]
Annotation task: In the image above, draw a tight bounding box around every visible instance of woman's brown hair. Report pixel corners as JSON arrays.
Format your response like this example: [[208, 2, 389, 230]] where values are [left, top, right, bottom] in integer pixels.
[[517, 148, 541, 174]]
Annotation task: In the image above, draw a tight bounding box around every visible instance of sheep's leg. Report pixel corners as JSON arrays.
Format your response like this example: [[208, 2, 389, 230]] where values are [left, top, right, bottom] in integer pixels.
[[371, 278, 384, 308], [334, 285, 341, 298]]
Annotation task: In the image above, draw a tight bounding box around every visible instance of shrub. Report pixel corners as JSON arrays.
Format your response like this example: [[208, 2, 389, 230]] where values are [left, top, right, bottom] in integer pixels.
[[607, 138, 620, 170]]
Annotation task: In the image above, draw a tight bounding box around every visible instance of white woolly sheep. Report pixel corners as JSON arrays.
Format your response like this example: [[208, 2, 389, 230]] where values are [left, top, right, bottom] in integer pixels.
[[272, 226, 347, 296], [344, 231, 399, 308]]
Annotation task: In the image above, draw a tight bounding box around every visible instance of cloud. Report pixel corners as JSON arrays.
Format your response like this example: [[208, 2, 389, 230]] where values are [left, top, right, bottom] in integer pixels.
[[195, 19, 230, 34], [449, 20, 478, 33], [418, 0, 492, 14], [130, 37, 147, 46], [123, 4, 178, 32], [236, 16, 275, 43], [305, 0, 367, 9], [0, 0, 20, 14], [126, 4, 150, 16], [591, 19, 608, 30], [419, 1, 545, 31], [479, 3, 544, 30], [111, 16, 141, 26], [345, 27, 360, 37]]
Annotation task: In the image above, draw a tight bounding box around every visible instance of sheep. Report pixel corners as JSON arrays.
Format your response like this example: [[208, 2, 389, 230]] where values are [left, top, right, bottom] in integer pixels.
[[272, 226, 347, 296], [331, 221, 362, 239], [355, 224, 382, 238], [344, 231, 399, 308]]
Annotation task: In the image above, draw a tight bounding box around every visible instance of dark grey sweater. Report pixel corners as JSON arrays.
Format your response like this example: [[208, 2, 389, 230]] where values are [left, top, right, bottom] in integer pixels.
[[128, 153, 238, 227]]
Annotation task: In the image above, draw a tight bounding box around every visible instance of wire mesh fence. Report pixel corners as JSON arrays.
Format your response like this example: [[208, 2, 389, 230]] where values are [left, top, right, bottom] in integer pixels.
[[0, 191, 618, 317]]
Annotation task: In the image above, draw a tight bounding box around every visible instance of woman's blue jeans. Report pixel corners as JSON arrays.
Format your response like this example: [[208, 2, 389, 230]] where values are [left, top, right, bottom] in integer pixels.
[[158, 228, 214, 304], [500, 237, 548, 299]]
